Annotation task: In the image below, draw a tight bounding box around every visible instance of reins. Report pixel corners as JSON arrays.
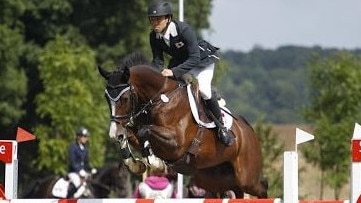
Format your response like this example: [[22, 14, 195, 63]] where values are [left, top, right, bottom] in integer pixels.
[[105, 73, 184, 128], [105, 85, 132, 122], [125, 76, 184, 127]]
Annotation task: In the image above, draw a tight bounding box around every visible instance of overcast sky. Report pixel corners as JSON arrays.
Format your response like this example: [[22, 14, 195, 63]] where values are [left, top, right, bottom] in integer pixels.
[[202, 0, 361, 52]]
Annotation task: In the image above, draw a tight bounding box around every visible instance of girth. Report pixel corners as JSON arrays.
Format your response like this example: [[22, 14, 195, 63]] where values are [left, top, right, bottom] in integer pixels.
[[167, 126, 206, 175]]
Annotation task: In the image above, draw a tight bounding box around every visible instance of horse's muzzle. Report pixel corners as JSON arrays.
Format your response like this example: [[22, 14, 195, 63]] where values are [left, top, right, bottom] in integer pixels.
[[117, 134, 126, 142]]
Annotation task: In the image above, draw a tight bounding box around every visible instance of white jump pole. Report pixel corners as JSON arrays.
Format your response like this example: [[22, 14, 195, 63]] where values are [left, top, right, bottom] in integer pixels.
[[179, 0, 184, 22], [176, 0, 184, 199], [283, 128, 314, 203], [351, 123, 361, 203], [283, 151, 298, 203]]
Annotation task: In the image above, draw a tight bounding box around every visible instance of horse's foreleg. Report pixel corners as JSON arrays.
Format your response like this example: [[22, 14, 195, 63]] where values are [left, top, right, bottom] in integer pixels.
[[138, 125, 183, 167], [118, 138, 146, 175], [138, 125, 178, 149], [137, 125, 176, 173], [141, 140, 167, 172]]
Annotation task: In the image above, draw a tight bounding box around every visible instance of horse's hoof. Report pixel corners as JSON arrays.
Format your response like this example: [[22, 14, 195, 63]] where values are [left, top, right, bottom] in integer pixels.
[[134, 158, 147, 174], [223, 190, 236, 198], [147, 157, 167, 174], [125, 158, 147, 175]]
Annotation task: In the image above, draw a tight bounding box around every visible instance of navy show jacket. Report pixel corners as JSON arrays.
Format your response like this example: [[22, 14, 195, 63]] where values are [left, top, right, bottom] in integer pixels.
[[150, 20, 219, 80]]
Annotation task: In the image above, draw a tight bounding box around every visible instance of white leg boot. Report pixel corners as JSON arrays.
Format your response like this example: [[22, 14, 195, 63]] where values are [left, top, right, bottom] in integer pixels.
[[73, 184, 86, 198]]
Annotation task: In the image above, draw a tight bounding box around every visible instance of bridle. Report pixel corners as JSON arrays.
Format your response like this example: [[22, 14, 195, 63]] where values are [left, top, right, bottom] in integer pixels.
[[104, 83, 137, 126], [104, 76, 181, 128]]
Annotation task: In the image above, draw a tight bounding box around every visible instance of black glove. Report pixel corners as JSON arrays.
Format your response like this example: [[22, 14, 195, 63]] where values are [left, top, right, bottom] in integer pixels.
[[181, 73, 193, 84]]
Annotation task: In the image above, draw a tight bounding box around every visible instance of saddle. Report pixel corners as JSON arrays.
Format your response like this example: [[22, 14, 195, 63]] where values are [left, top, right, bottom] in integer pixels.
[[186, 84, 233, 129], [167, 83, 234, 174], [51, 175, 91, 198]]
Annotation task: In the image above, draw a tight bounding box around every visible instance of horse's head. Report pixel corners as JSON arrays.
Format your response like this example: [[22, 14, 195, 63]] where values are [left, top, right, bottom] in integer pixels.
[[98, 51, 151, 140], [98, 65, 134, 139]]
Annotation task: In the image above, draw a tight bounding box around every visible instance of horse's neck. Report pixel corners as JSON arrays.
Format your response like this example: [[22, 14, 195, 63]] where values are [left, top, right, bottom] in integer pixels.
[[131, 70, 177, 100]]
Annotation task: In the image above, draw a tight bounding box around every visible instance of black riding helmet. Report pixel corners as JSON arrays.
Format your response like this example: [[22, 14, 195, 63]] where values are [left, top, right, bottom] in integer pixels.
[[148, 1, 173, 17], [76, 127, 90, 137]]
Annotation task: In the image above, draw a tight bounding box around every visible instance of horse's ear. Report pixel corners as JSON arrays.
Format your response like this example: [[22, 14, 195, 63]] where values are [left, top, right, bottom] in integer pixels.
[[98, 65, 111, 79]]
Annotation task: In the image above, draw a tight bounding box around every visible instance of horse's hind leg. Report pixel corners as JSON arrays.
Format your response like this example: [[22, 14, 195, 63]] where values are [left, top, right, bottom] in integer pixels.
[[259, 179, 269, 198], [246, 179, 268, 198], [233, 161, 268, 198], [219, 186, 243, 198], [231, 187, 244, 199]]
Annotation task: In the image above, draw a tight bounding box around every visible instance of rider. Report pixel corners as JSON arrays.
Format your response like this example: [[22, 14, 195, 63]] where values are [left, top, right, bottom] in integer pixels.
[[67, 127, 95, 198], [147, 1, 234, 146]]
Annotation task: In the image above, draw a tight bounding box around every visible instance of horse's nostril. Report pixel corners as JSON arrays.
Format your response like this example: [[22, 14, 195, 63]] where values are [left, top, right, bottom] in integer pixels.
[[117, 134, 125, 141]]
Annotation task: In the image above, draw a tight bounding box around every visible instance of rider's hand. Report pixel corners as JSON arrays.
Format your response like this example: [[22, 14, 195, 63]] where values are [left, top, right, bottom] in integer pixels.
[[181, 73, 193, 84], [79, 169, 87, 177], [161, 68, 173, 77]]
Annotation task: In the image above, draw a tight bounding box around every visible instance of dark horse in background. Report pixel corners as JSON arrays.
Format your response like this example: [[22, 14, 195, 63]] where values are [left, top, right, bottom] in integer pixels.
[[98, 52, 268, 198], [22, 163, 131, 198]]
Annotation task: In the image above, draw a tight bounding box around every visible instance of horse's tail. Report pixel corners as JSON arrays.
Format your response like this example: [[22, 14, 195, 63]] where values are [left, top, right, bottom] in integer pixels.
[[260, 178, 269, 198], [231, 113, 255, 132]]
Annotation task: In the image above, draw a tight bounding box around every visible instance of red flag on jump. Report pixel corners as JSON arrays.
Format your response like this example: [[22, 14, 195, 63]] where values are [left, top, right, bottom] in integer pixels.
[[16, 127, 36, 143]]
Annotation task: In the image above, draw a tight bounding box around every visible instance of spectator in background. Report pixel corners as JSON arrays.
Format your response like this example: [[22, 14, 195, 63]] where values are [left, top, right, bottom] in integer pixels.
[[133, 169, 176, 199]]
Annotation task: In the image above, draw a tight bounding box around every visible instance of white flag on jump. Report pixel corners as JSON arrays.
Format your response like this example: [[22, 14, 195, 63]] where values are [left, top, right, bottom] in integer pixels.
[[353, 123, 361, 140], [296, 128, 314, 145]]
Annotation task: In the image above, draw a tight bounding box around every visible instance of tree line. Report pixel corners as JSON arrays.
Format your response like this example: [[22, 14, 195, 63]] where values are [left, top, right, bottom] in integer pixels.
[[218, 46, 361, 124]]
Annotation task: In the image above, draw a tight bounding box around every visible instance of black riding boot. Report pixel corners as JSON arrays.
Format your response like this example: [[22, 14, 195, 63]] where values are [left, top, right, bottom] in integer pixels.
[[205, 97, 234, 146], [67, 182, 77, 198]]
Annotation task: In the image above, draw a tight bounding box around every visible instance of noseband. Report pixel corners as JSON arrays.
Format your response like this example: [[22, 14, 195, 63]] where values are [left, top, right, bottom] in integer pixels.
[[105, 83, 136, 124], [105, 76, 183, 128]]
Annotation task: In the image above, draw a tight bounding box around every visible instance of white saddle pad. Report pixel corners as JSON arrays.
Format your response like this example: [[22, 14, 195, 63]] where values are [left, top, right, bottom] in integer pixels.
[[186, 85, 233, 129], [52, 177, 69, 198]]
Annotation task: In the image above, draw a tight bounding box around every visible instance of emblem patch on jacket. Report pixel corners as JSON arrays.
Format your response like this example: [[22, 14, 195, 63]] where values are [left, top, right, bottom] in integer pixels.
[[175, 41, 185, 48]]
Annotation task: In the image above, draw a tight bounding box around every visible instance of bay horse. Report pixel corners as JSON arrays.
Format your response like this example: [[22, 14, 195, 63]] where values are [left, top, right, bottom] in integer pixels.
[[21, 163, 131, 198], [98, 52, 268, 198]]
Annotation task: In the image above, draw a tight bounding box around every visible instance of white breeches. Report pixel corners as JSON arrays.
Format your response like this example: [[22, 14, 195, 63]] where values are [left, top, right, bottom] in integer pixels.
[[188, 63, 215, 100], [68, 172, 82, 188]]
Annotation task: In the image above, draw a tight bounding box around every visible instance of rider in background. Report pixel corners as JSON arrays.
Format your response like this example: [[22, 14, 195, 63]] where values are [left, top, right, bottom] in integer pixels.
[[67, 127, 95, 198], [147, 1, 234, 146]]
